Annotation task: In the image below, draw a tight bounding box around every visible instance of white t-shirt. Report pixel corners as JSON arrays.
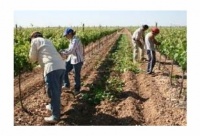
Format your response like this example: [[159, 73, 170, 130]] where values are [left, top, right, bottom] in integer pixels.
[[29, 37, 65, 77], [132, 27, 144, 41], [145, 32, 156, 51]]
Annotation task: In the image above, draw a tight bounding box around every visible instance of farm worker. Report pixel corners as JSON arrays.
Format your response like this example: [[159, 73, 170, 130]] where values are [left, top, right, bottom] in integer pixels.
[[59, 28, 84, 95], [145, 27, 161, 74], [29, 31, 65, 123], [132, 24, 149, 63]]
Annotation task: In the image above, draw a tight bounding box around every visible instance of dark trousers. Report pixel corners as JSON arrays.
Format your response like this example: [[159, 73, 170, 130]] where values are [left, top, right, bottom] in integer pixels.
[[45, 69, 65, 119], [147, 50, 156, 73], [63, 61, 83, 92]]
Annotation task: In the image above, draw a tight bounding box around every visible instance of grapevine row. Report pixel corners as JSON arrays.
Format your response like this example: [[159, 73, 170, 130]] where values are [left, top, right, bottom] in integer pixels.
[[14, 27, 118, 76]]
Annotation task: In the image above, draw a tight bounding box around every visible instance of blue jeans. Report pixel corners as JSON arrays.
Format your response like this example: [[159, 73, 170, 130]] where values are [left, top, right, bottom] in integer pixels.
[[147, 50, 156, 73], [45, 69, 65, 120], [63, 61, 83, 92]]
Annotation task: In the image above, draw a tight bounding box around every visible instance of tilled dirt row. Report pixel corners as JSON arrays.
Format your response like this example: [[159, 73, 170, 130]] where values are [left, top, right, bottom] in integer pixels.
[[135, 53, 186, 125]]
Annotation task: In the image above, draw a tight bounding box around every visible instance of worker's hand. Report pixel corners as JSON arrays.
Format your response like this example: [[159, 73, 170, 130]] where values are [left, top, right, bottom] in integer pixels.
[[61, 54, 68, 59], [59, 49, 65, 54], [59, 50, 67, 59]]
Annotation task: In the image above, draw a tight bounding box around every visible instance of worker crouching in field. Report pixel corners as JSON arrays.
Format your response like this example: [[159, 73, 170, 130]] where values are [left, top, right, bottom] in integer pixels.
[[132, 24, 149, 63], [60, 28, 84, 95], [29, 32, 65, 123], [145, 27, 161, 74]]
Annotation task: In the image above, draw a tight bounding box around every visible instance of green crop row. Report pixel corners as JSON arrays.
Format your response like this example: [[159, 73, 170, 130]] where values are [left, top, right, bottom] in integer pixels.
[[111, 34, 140, 73], [82, 34, 138, 105]]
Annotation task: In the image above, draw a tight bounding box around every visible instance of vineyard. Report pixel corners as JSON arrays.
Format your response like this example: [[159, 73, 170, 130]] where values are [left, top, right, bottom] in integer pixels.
[[14, 26, 118, 76], [14, 26, 187, 125]]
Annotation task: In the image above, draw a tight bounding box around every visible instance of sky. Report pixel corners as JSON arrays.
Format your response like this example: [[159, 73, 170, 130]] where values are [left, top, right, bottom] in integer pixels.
[[14, 11, 186, 27]]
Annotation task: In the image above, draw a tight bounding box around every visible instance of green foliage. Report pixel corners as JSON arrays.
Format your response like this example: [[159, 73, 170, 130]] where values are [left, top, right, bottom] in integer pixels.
[[106, 77, 124, 92], [112, 35, 140, 73], [157, 27, 187, 71], [82, 86, 115, 105], [78, 28, 116, 45], [14, 44, 34, 76]]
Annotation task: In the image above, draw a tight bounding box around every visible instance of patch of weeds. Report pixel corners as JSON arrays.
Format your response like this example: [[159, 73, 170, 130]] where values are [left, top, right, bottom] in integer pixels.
[[82, 86, 115, 105]]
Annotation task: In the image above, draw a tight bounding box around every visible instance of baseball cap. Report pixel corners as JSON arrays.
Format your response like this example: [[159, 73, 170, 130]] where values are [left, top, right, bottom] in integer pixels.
[[63, 28, 73, 36]]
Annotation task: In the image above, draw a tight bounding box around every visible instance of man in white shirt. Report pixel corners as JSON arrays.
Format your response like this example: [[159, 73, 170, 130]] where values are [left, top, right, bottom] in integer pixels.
[[29, 32, 65, 123], [132, 25, 149, 63], [145, 27, 160, 74]]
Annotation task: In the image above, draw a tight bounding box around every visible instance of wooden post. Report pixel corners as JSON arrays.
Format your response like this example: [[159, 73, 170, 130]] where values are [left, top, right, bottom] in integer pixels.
[[158, 53, 162, 70], [170, 60, 174, 85], [99, 25, 101, 49], [82, 23, 85, 32], [15, 24, 18, 35], [179, 70, 185, 98]]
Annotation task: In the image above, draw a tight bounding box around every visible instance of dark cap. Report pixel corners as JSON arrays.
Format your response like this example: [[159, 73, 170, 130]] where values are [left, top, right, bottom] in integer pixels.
[[142, 24, 149, 29], [63, 28, 74, 36]]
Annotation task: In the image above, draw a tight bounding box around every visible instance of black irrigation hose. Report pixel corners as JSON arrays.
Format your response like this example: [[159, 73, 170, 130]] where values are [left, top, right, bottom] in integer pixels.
[[18, 69, 33, 116]]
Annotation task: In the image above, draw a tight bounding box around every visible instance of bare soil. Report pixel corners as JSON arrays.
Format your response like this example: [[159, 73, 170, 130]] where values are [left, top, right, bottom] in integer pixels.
[[14, 29, 186, 126]]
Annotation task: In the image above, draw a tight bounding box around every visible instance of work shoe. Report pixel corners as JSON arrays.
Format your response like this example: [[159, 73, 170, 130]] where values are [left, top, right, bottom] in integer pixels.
[[146, 71, 152, 74], [44, 115, 59, 123], [146, 70, 155, 74], [46, 104, 52, 111], [147, 71, 157, 76]]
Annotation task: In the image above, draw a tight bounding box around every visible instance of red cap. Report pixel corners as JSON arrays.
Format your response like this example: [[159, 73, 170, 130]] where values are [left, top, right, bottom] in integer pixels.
[[151, 27, 160, 34]]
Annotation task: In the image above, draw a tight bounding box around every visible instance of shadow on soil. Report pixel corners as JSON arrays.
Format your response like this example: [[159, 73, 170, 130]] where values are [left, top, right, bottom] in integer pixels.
[[162, 72, 187, 80], [118, 91, 149, 103]]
